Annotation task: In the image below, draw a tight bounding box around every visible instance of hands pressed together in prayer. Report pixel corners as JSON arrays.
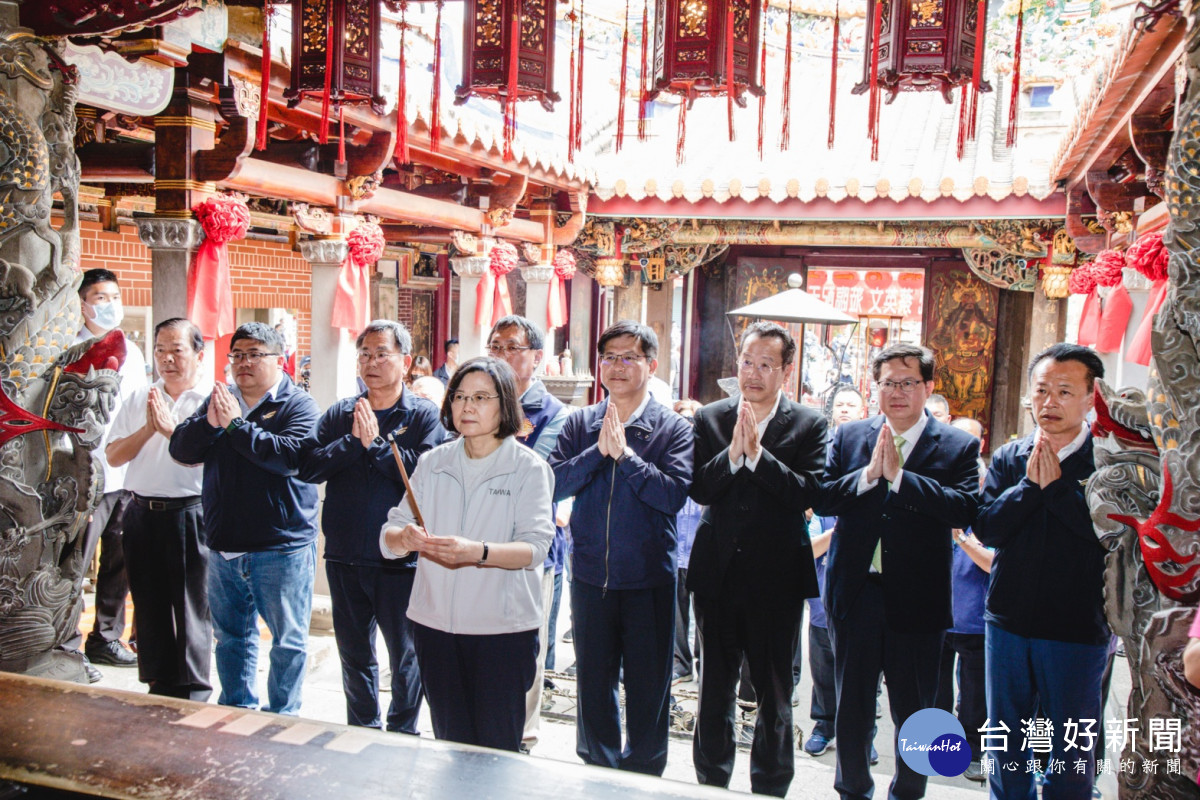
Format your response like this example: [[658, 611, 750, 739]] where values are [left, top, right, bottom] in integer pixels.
[[728, 400, 761, 464], [596, 401, 628, 459], [1025, 432, 1062, 489], [207, 383, 241, 429], [863, 423, 901, 484], [350, 397, 380, 449], [144, 387, 175, 438]]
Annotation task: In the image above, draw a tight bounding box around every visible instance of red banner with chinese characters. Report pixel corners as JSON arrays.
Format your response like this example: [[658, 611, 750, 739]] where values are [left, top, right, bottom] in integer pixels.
[[806, 269, 926, 323]]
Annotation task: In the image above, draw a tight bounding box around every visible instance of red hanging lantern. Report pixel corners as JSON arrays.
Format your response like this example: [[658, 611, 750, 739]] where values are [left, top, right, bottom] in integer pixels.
[[456, 0, 562, 161], [286, 0, 386, 144], [852, 0, 990, 157], [648, 0, 764, 152]]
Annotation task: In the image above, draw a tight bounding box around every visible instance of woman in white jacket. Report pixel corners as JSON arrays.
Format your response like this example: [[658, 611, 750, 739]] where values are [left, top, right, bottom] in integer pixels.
[[380, 357, 554, 751]]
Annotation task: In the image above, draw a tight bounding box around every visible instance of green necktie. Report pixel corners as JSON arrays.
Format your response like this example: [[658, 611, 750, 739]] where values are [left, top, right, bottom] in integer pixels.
[[871, 435, 906, 573]]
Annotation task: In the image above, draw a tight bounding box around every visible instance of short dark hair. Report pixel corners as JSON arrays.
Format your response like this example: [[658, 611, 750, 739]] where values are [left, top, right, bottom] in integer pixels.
[[230, 321, 285, 354], [1028, 343, 1105, 386], [925, 393, 950, 414], [356, 319, 413, 354], [825, 383, 864, 417], [597, 320, 658, 360], [153, 318, 203, 353], [871, 343, 935, 382], [441, 357, 523, 439], [488, 315, 544, 351], [79, 268, 119, 296], [740, 321, 797, 366], [445, 338, 460, 350]]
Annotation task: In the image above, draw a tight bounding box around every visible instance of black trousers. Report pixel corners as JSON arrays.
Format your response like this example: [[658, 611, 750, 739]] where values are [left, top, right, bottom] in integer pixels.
[[412, 623, 537, 752], [809, 623, 837, 739], [70, 490, 131, 651], [327, 562, 422, 734], [572, 580, 675, 776], [123, 498, 212, 700], [933, 631, 985, 760], [673, 567, 696, 677], [829, 577, 943, 800], [693, 591, 803, 798]]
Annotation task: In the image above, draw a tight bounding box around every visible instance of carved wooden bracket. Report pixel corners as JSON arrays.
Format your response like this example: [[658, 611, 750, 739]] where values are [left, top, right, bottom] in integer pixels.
[[1085, 169, 1151, 213], [1131, 113, 1172, 199], [1066, 183, 1108, 254]]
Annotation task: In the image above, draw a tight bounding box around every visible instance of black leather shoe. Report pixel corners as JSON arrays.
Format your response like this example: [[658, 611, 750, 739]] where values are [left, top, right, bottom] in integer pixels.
[[86, 640, 137, 667], [84, 661, 103, 683]]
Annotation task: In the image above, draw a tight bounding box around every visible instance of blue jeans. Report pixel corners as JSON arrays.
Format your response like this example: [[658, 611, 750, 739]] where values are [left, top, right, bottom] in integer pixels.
[[208, 543, 316, 714], [984, 623, 1108, 800]]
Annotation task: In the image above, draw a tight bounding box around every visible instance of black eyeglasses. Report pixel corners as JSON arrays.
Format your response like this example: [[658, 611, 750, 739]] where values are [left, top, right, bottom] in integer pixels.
[[227, 351, 280, 364], [450, 392, 500, 406]]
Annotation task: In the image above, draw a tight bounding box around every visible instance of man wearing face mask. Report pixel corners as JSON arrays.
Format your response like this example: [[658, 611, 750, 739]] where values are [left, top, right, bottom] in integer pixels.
[[68, 268, 147, 679]]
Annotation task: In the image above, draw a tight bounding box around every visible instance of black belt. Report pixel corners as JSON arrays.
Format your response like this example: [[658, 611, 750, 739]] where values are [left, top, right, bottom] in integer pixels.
[[132, 494, 203, 512]]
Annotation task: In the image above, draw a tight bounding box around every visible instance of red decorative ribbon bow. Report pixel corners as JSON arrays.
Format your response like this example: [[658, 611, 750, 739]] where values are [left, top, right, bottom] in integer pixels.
[[190, 195, 251, 341], [1127, 232, 1170, 365], [476, 241, 519, 328], [548, 249, 576, 330], [1068, 260, 1101, 347], [331, 222, 386, 335]]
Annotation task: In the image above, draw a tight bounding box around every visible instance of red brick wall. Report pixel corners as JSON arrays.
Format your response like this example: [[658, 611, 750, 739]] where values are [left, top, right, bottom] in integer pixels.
[[78, 220, 313, 354]]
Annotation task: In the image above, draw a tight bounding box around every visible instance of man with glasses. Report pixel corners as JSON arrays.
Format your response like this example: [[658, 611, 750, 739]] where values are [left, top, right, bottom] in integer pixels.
[[486, 315, 572, 752], [300, 320, 446, 734], [548, 320, 693, 776], [170, 322, 320, 715], [817, 343, 980, 800], [687, 321, 828, 797]]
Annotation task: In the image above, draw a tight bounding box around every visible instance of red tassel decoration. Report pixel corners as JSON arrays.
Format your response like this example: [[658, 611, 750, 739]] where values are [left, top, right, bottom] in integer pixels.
[[568, 8, 578, 161], [956, 84, 968, 159], [780, 0, 793, 150], [319, 0, 334, 145], [395, 3, 409, 164], [616, 0, 630, 151], [575, 0, 585, 152], [676, 96, 688, 165], [1007, 0, 1024, 148], [256, 2, 272, 151], [867, 0, 882, 161], [503, 0, 521, 161], [726, 2, 736, 141], [338, 106, 347, 163], [430, 0, 444, 153], [827, 0, 838, 149], [756, 0, 767, 158], [966, 0, 984, 141], [638, 0, 650, 141]]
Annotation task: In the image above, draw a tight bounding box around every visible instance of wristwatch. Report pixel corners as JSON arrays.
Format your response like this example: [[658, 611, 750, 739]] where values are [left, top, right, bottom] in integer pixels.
[[956, 531, 970, 545], [615, 446, 634, 466], [477, 541, 490, 565], [225, 417, 244, 434]]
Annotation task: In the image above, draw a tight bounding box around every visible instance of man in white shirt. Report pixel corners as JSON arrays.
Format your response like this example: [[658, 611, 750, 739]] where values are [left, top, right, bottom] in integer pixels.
[[107, 318, 212, 699], [71, 268, 147, 676]]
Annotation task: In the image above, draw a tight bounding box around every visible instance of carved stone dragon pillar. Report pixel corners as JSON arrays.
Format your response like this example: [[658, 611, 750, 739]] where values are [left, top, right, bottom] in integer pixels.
[[1084, 4, 1200, 795], [0, 10, 124, 681]]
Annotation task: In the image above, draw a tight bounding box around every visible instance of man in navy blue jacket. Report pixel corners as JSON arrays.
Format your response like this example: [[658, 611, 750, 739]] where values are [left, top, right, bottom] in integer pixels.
[[300, 320, 446, 734], [974, 344, 1109, 800], [818, 343, 980, 800], [170, 322, 320, 715], [548, 320, 693, 776]]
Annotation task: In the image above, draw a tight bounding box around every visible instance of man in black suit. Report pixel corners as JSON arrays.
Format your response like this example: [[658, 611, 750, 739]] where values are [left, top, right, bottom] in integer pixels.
[[818, 343, 980, 800], [689, 321, 828, 797]]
